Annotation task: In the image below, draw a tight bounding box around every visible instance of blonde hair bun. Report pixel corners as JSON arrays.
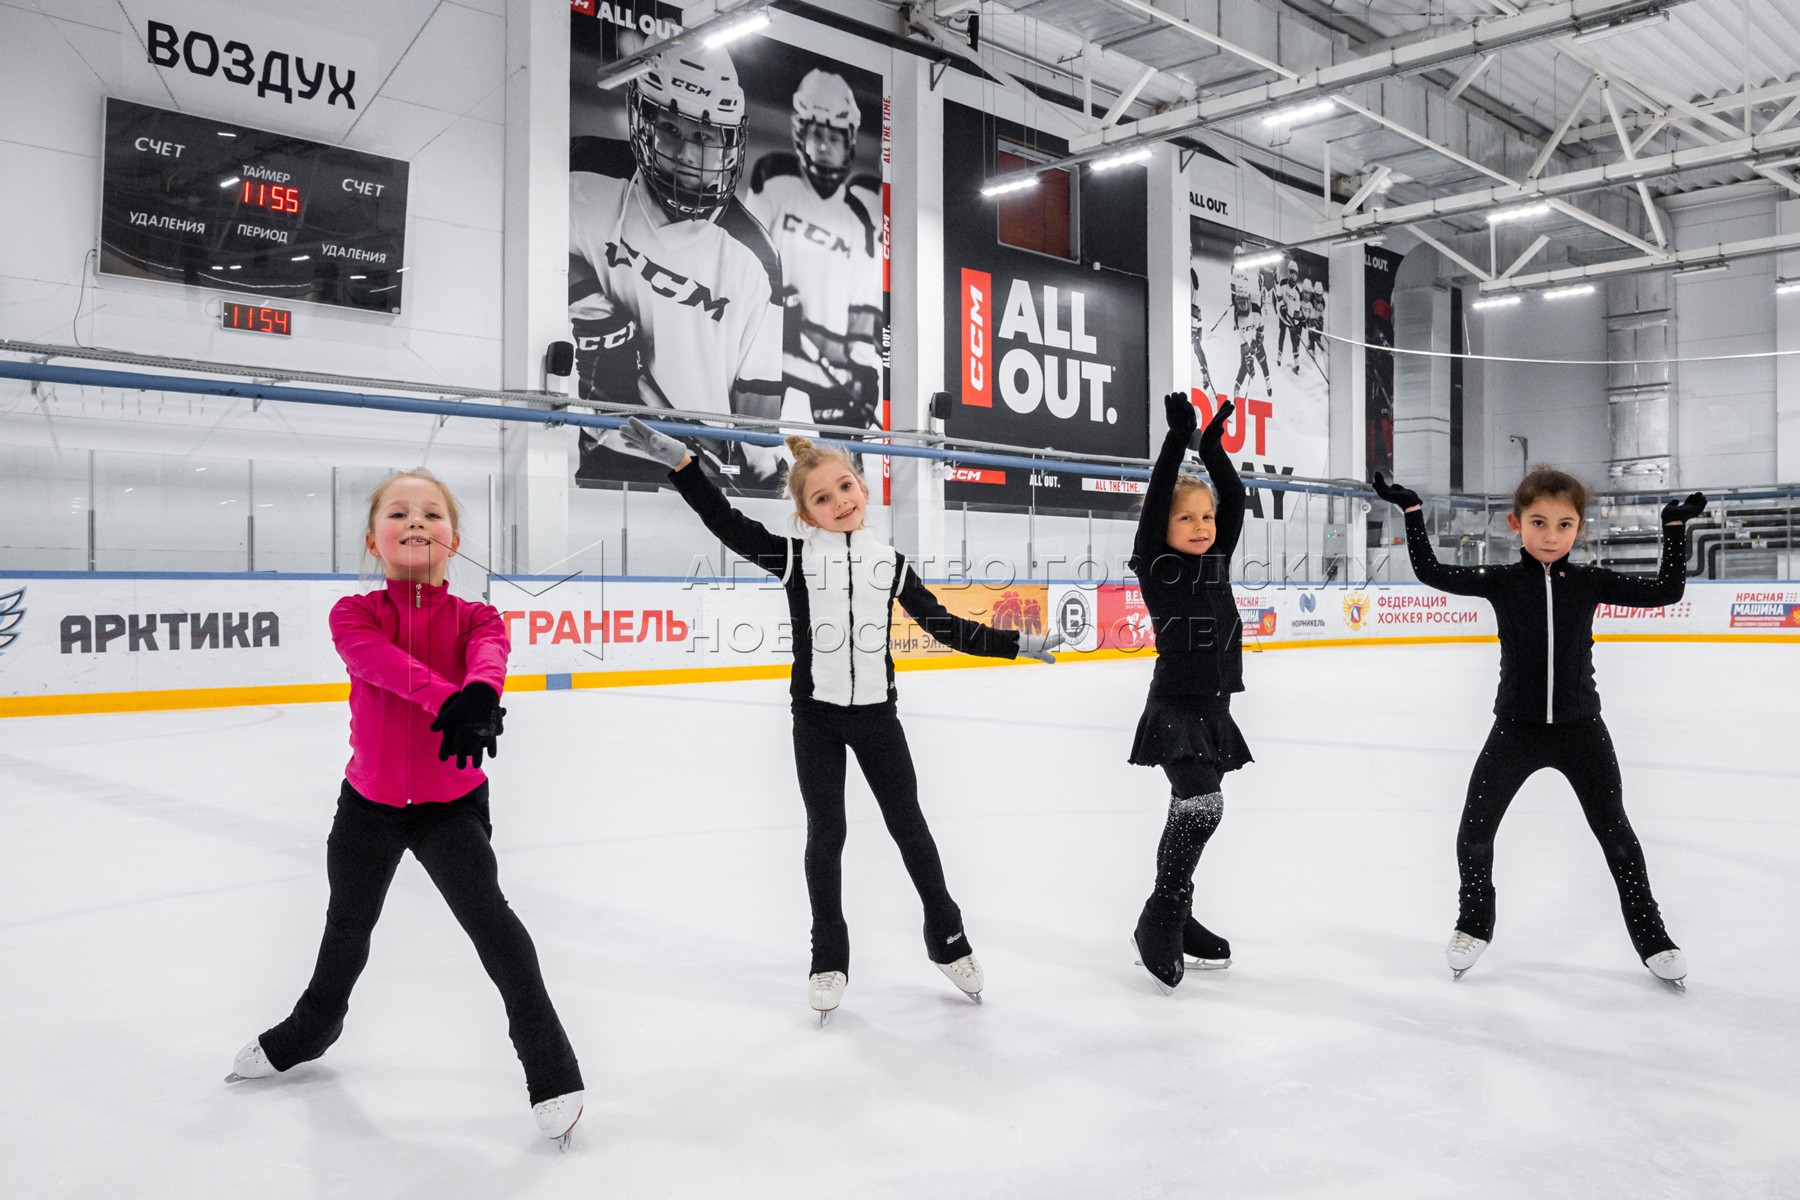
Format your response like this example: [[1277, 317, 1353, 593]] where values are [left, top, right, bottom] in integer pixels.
[[785, 434, 815, 457]]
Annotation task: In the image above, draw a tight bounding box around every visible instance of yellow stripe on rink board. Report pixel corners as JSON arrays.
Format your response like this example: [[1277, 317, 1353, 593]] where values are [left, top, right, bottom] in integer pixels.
[[3, 633, 1792, 717], [565, 664, 791, 690], [1593, 633, 1800, 644], [0, 681, 351, 718]]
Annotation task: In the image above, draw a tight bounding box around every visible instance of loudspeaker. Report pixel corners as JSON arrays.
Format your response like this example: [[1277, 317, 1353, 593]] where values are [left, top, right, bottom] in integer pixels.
[[545, 340, 575, 377]]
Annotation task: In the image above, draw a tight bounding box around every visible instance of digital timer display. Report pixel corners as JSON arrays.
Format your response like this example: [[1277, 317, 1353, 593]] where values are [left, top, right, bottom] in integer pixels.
[[240, 180, 301, 215], [221, 303, 292, 336], [99, 98, 410, 313]]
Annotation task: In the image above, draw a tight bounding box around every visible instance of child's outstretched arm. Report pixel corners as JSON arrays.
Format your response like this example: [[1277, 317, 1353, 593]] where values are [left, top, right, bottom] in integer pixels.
[[1373, 473, 1498, 598], [1596, 492, 1705, 609], [895, 567, 1062, 663], [1196, 400, 1245, 562], [621, 417, 792, 577]]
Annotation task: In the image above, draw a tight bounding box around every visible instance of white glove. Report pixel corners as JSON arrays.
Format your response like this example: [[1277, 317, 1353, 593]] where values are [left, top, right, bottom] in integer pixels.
[[1016, 629, 1065, 664], [617, 416, 691, 469]]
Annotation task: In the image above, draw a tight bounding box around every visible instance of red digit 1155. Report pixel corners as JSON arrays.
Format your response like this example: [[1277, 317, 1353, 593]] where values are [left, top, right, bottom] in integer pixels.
[[240, 180, 301, 214]]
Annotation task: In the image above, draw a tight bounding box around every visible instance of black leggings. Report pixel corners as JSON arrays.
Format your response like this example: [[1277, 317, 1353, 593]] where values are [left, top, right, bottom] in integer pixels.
[[1144, 759, 1225, 918], [1456, 718, 1674, 959], [259, 784, 582, 1105], [792, 701, 965, 975]]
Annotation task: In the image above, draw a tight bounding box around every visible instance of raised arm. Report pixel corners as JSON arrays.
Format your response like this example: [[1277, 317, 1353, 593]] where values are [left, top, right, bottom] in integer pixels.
[[1197, 404, 1245, 562], [895, 567, 1022, 661], [330, 596, 460, 714], [1133, 392, 1200, 566], [621, 417, 793, 576], [1596, 492, 1705, 609], [1374, 473, 1499, 598]]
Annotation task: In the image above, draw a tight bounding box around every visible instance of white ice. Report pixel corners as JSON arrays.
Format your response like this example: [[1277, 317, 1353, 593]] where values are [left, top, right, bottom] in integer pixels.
[[1, 643, 1796, 1199]]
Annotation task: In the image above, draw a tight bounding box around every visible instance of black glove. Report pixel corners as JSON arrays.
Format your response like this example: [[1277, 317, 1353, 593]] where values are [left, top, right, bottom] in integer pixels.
[[1164, 391, 1197, 442], [430, 682, 506, 770], [572, 312, 642, 405], [1372, 471, 1422, 511], [1199, 398, 1235, 455], [1661, 492, 1706, 525]]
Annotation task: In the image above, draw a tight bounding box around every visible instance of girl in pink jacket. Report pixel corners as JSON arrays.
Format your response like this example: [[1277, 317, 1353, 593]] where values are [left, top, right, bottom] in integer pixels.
[[226, 470, 584, 1147]]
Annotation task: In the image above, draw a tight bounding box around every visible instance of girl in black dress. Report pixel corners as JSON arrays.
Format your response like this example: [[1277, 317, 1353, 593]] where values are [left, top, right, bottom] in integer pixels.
[[1127, 393, 1252, 991]]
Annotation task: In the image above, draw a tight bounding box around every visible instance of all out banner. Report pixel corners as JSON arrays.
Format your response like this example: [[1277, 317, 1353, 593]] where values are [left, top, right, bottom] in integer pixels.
[[568, 3, 891, 497], [941, 101, 1150, 513], [1188, 216, 1330, 519]]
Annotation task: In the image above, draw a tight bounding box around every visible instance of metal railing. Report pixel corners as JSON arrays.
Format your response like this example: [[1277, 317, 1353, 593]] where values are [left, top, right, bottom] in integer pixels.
[[3, 353, 1795, 584]]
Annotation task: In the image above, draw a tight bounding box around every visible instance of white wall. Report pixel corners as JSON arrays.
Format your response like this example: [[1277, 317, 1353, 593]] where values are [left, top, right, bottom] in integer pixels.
[[1466, 286, 1610, 494], [0, 0, 507, 382], [0, 0, 511, 575], [1666, 187, 1779, 488]]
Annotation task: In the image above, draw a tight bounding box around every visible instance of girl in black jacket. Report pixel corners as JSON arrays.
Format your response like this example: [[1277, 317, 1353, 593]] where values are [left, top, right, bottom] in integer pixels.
[[1374, 466, 1705, 988], [1127, 393, 1251, 991], [619, 418, 1061, 1022]]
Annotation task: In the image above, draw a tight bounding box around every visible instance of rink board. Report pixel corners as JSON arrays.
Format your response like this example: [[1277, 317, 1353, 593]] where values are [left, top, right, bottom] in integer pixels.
[[0, 574, 1795, 715]]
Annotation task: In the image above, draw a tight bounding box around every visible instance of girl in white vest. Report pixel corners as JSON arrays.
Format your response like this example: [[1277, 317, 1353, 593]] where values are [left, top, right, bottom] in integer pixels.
[[619, 419, 1062, 1023]]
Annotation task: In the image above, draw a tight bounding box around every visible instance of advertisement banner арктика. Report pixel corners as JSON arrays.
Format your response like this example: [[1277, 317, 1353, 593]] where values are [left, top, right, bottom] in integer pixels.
[[0, 577, 340, 699]]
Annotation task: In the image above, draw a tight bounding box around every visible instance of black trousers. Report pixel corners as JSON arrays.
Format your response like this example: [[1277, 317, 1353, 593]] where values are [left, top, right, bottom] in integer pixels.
[[792, 700, 965, 975], [1456, 718, 1675, 960], [259, 783, 582, 1105]]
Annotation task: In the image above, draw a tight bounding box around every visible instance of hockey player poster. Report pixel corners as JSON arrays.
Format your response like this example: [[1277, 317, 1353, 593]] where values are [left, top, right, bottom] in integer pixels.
[[569, 7, 889, 496], [941, 101, 1150, 513], [1187, 216, 1330, 509]]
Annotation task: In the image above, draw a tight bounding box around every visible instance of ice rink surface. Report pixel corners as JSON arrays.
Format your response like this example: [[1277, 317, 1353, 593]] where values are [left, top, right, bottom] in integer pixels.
[[1, 642, 1796, 1199]]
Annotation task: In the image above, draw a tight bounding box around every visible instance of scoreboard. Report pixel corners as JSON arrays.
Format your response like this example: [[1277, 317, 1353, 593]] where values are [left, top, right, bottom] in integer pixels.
[[99, 97, 409, 314]]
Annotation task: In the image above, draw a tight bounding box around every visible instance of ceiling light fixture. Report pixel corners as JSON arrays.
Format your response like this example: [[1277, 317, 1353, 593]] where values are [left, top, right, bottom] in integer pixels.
[[1487, 202, 1551, 225], [980, 176, 1039, 198], [1261, 99, 1336, 129], [1571, 9, 1670, 44], [1090, 148, 1152, 172], [705, 12, 770, 48]]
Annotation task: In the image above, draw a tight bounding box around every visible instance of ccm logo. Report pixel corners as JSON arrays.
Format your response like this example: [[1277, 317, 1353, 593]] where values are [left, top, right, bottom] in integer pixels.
[[960, 268, 993, 407], [948, 467, 1005, 484]]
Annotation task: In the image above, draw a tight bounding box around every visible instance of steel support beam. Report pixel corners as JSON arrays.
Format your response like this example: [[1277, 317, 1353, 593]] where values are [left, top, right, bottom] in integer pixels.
[[1411, 227, 1494, 281], [1445, 53, 1495, 102], [1499, 234, 1550, 280], [1102, 65, 1158, 129], [1342, 165, 1392, 215], [1060, 0, 1676, 155], [1527, 74, 1597, 180], [1310, 125, 1800, 239], [1485, 230, 1800, 292]]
